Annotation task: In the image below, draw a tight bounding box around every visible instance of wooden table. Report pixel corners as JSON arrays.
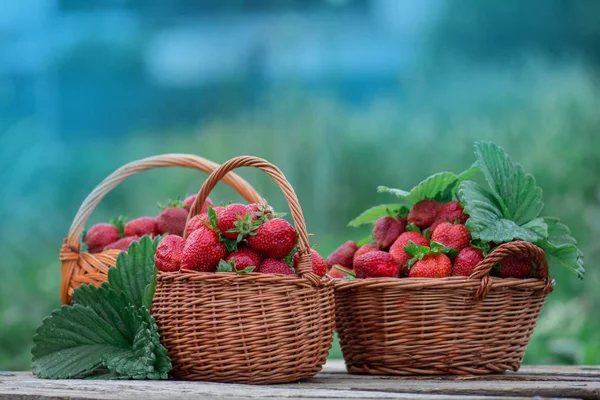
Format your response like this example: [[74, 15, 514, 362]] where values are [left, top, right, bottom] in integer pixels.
[[1, 361, 599, 399]]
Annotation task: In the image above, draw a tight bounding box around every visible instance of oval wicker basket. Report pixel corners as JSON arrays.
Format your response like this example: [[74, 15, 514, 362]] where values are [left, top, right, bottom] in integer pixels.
[[151, 156, 335, 384], [59, 154, 262, 304], [334, 241, 554, 375]]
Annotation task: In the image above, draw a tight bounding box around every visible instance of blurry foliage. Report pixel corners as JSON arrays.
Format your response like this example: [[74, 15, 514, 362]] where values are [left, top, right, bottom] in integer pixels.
[[1, 61, 599, 369]]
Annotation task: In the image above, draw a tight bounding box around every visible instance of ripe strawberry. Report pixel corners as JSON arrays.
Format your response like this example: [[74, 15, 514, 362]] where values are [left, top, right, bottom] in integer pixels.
[[226, 247, 262, 271], [247, 218, 296, 258], [431, 222, 470, 252], [217, 203, 257, 241], [389, 232, 430, 272], [352, 244, 378, 267], [104, 236, 140, 252], [124, 217, 158, 238], [181, 225, 227, 272], [85, 223, 120, 253], [157, 206, 188, 236], [326, 240, 358, 270], [354, 251, 399, 278], [498, 254, 533, 278], [293, 249, 327, 277], [155, 235, 186, 272], [430, 200, 469, 232], [407, 199, 444, 229], [328, 265, 355, 279], [409, 253, 452, 278], [373, 216, 407, 249], [452, 247, 484, 277], [257, 258, 295, 274], [184, 214, 208, 237], [183, 195, 214, 214]]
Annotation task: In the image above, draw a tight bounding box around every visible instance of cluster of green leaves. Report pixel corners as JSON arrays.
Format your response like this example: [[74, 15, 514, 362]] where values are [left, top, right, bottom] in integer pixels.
[[31, 236, 171, 379], [403, 241, 458, 269], [457, 142, 584, 278]]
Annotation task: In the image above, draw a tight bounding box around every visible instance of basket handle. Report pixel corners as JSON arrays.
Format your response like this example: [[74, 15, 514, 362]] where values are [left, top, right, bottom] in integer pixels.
[[186, 156, 321, 286], [64, 154, 263, 251], [468, 241, 553, 300]]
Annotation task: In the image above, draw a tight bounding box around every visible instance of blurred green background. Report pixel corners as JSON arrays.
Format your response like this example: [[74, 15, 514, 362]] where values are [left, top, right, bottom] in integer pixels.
[[1, 0, 599, 370]]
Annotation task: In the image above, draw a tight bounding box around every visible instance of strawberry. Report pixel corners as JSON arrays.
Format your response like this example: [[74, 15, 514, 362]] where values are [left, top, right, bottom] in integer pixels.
[[389, 232, 430, 273], [247, 218, 296, 259], [184, 214, 208, 237], [407, 199, 444, 229], [430, 200, 469, 232], [354, 251, 399, 278], [157, 206, 188, 236], [326, 240, 358, 270], [498, 254, 533, 278], [85, 223, 120, 253], [217, 203, 257, 241], [293, 249, 327, 277], [183, 195, 214, 214], [352, 244, 378, 267], [181, 225, 227, 272], [373, 216, 407, 249], [155, 235, 186, 272], [409, 253, 452, 278], [124, 217, 158, 238], [328, 265, 355, 279], [452, 247, 484, 276], [431, 222, 470, 252], [226, 247, 262, 271], [104, 236, 140, 252], [257, 258, 295, 274]]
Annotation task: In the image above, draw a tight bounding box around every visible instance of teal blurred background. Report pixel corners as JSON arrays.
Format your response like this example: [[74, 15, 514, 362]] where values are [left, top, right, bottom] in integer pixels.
[[1, 0, 599, 370]]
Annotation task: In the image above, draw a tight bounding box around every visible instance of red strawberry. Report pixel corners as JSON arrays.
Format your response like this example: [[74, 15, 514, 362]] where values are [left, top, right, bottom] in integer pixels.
[[247, 218, 296, 258], [181, 225, 227, 272], [498, 254, 533, 278], [226, 247, 262, 271], [157, 207, 188, 236], [373, 216, 407, 249], [430, 200, 469, 232], [124, 217, 158, 238], [389, 232, 430, 273], [431, 222, 470, 252], [328, 265, 355, 279], [217, 203, 257, 241], [155, 235, 186, 272], [104, 236, 140, 252], [352, 244, 378, 267], [452, 247, 484, 277], [184, 214, 208, 237], [326, 241, 358, 270], [409, 253, 452, 278], [407, 199, 444, 229], [257, 258, 295, 274], [85, 223, 121, 253], [183, 195, 214, 214], [293, 249, 327, 277], [354, 251, 399, 278]]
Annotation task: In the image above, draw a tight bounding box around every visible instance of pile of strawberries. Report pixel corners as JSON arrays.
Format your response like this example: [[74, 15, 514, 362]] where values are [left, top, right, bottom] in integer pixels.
[[327, 199, 533, 279], [84, 195, 214, 253], [155, 202, 327, 276]]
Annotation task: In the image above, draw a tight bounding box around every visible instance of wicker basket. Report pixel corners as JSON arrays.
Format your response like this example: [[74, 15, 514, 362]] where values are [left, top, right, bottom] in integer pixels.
[[334, 241, 554, 375], [59, 154, 262, 304], [152, 156, 335, 384]]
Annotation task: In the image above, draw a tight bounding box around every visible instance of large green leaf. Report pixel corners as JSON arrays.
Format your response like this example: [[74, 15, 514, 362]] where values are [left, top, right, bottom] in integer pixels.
[[536, 217, 585, 279], [108, 236, 160, 309], [474, 141, 543, 224], [347, 204, 410, 227]]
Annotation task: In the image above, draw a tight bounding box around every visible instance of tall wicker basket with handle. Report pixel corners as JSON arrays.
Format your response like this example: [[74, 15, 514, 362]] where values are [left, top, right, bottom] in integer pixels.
[[59, 154, 262, 304], [334, 241, 553, 375], [151, 156, 335, 384]]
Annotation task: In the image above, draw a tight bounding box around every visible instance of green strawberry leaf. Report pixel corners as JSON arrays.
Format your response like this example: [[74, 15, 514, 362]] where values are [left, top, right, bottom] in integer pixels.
[[536, 217, 584, 279], [356, 235, 374, 247], [207, 205, 219, 231], [236, 266, 256, 274], [430, 241, 458, 258], [108, 236, 160, 310], [217, 259, 234, 272], [347, 204, 410, 227], [332, 265, 356, 278], [283, 242, 298, 267], [405, 223, 421, 233], [223, 238, 238, 253], [403, 241, 430, 258], [109, 216, 128, 238], [158, 199, 184, 210], [470, 239, 491, 256]]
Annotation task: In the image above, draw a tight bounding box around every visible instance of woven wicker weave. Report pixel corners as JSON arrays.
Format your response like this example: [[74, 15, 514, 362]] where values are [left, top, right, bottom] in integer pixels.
[[334, 241, 553, 375], [59, 154, 262, 304], [152, 156, 335, 384]]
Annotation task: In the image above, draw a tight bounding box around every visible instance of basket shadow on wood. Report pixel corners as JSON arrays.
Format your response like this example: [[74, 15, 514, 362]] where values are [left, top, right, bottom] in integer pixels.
[[334, 241, 553, 375], [152, 156, 335, 384]]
